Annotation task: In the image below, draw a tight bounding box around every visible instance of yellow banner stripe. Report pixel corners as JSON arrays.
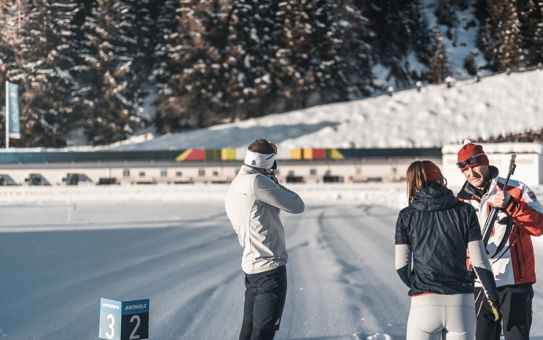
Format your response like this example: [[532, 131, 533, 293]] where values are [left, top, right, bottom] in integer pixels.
[[329, 149, 344, 160], [221, 148, 237, 160], [176, 149, 192, 161], [303, 148, 313, 160], [290, 148, 302, 160]]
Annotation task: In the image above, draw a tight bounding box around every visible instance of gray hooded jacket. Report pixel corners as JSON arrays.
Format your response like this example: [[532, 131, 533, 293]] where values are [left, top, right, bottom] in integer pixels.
[[225, 165, 305, 274]]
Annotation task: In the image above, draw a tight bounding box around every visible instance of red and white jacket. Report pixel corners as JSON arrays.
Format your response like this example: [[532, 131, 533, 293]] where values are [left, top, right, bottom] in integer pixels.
[[458, 166, 543, 288]]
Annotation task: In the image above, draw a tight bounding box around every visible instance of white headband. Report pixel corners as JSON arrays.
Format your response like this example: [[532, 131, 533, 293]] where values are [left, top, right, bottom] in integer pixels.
[[244, 149, 277, 169]]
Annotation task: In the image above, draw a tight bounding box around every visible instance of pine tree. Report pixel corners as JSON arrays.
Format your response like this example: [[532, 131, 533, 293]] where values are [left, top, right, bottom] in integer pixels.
[[304, 0, 350, 104], [151, 0, 182, 133], [273, 0, 352, 109], [79, 0, 148, 145], [479, 18, 497, 66], [483, 0, 524, 71], [337, 0, 373, 99], [272, 0, 314, 109], [517, 0, 543, 65], [430, 31, 448, 84], [150, 0, 178, 98], [535, 4, 543, 64], [533, 0, 543, 64], [497, 0, 523, 71], [156, 0, 231, 132], [224, 0, 279, 121], [130, 0, 156, 120]]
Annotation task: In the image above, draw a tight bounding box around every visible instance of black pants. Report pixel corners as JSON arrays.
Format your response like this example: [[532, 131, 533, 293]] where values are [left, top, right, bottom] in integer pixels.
[[239, 266, 287, 340], [475, 284, 533, 340]]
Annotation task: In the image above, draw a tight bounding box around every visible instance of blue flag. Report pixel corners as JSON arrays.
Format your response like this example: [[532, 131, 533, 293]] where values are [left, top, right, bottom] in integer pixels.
[[6, 81, 20, 139]]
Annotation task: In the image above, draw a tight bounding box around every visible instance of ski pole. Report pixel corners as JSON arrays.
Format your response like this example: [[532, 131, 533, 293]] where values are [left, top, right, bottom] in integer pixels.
[[481, 154, 516, 249]]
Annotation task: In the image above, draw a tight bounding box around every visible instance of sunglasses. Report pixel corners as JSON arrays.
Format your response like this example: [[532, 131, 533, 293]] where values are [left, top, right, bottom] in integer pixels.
[[456, 153, 484, 168]]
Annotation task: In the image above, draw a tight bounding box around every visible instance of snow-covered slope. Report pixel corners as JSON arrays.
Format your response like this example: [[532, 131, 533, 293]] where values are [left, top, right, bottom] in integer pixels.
[[105, 70, 543, 151]]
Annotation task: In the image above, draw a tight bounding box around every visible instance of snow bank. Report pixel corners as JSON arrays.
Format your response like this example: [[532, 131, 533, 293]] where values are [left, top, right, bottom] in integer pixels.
[[103, 70, 543, 150], [0, 184, 409, 208], [2, 184, 541, 211]]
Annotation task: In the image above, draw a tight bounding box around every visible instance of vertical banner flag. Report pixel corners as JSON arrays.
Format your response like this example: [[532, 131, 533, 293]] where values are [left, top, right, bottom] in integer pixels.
[[6, 81, 20, 139]]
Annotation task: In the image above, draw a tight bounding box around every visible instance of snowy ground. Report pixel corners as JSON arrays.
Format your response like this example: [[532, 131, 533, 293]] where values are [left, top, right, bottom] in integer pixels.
[[1, 188, 543, 340]]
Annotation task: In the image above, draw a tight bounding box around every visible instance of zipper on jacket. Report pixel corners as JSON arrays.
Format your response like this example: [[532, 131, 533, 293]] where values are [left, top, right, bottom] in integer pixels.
[[514, 246, 523, 280], [514, 229, 523, 280], [518, 231, 527, 280]]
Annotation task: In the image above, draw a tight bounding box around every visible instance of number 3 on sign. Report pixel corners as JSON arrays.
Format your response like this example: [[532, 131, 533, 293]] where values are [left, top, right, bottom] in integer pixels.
[[106, 314, 116, 339], [129, 315, 140, 340]]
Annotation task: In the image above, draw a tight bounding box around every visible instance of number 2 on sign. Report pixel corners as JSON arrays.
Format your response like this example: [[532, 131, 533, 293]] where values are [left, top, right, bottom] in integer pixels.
[[129, 314, 141, 340], [106, 314, 115, 339]]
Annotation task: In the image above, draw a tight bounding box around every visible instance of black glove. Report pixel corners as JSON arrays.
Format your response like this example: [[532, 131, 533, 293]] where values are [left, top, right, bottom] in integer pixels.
[[486, 299, 502, 322], [476, 288, 502, 322]]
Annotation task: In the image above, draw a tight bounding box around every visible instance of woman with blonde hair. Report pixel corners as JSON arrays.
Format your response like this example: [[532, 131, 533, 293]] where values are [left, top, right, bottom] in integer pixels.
[[395, 160, 500, 340]]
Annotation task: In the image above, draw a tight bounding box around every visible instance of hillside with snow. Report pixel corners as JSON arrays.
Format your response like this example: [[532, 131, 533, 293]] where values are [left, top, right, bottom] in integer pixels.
[[104, 70, 543, 151]]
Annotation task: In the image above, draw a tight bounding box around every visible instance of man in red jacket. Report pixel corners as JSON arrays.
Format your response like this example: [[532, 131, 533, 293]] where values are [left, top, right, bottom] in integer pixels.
[[456, 142, 543, 340]]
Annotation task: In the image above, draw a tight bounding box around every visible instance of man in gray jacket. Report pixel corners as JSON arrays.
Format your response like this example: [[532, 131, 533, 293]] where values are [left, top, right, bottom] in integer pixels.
[[225, 139, 305, 340]]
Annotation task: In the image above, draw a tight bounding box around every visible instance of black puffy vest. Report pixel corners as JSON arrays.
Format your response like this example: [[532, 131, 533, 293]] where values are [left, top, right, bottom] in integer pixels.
[[395, 183, 482, 296]]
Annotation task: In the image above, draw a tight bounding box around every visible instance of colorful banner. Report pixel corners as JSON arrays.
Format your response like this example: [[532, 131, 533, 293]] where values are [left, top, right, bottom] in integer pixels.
[[176, 149, 206, 161], [6, 81, 20, 139], [174, 147, 346, 161]]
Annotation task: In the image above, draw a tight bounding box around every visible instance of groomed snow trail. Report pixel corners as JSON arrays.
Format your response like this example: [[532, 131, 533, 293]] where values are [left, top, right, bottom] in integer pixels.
[[1, 201, 542, 339]]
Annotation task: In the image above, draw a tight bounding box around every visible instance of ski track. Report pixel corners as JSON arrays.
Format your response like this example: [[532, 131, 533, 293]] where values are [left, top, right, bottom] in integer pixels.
[[1, 202, 543, 339], [312, 206, 408, 339]]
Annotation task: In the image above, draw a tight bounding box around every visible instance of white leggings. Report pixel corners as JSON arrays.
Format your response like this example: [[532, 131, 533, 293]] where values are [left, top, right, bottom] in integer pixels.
[[407, 293, 476, 340]]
